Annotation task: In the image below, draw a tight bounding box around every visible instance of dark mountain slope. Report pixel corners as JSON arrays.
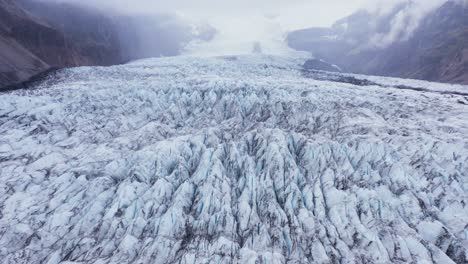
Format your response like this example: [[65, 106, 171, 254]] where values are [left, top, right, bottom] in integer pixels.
[[288, 0, 468, 84], [0, 0, 124, 90], [0, 0, 56, 88], [17, 0, 123, 67], [0, 0, 207, 90]]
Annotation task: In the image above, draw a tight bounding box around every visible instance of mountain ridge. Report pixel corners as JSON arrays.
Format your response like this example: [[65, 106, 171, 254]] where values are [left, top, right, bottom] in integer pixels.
[[288, 0, 468, 85]]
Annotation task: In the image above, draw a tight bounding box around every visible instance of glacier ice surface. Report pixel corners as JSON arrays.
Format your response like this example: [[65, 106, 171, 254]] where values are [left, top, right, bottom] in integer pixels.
[[0, 55, 467, 263]]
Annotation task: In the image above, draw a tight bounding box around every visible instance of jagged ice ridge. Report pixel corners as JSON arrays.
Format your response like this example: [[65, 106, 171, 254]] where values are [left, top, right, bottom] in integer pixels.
[[0, 55, 467, 263]]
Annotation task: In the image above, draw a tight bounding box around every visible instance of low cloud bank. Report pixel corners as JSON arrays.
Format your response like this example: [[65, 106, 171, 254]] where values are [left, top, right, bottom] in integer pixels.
[[31, 0, 371, 56], [31, 0, 456, 56], [366, 0, 447, 48]]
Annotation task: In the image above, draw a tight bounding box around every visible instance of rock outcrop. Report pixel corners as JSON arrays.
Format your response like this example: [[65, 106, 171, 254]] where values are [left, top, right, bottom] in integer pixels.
[[303, 59, 342, 73]]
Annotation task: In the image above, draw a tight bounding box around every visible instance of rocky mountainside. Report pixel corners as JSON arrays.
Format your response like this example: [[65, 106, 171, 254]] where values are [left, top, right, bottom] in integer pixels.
[[0, 0, 65, 89], [0, 0, 203, 90], [16, 0, 124, 67], [288, 0, 468, 84], [0, 55, 466, 263], [0, 0, 126, 90], [17, 0, 198, 62]]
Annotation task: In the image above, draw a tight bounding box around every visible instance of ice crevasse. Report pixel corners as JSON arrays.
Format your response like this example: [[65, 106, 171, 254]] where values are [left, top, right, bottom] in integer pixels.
[[0, 55, 467, 263]]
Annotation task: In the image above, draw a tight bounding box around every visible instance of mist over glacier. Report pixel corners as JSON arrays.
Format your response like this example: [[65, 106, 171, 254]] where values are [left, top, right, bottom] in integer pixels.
[[0, 55, 467, 263], [30, 0, 458, 56], [27, 0, 369, 56]]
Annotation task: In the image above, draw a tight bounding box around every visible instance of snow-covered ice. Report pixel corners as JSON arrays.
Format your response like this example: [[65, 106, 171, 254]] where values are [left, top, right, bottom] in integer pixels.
[[0, 55, 467, 263]]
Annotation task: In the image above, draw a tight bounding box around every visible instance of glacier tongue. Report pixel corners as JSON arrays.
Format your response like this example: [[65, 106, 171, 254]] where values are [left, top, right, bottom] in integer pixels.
[[0, 55, 467, 264]]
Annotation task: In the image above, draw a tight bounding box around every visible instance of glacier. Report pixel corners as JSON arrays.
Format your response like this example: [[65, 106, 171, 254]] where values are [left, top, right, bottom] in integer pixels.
[[0, 55, 467, 263]]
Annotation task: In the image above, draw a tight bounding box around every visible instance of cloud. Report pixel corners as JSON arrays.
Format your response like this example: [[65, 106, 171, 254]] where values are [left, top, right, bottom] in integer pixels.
[[184, 15, 293, 56], [36, 0, 371, 29], [367, 0, 447, 48], [33, 0, 450, 55], [34, 0, 374, 55]]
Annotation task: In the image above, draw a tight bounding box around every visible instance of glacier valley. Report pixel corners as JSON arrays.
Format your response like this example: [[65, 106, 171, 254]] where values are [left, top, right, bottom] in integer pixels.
[[0, 55, 467, 263]]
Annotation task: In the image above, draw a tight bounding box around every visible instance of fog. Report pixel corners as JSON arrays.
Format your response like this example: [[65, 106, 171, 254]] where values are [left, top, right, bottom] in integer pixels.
[[29, 0, 368, 56], [368, 0, 448, 48], [34, 0, 452, 56], [39, 0, 370, 28]]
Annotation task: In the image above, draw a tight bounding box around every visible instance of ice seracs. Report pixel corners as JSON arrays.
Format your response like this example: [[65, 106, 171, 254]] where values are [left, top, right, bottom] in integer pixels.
[[0, 55, 467, 263]]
